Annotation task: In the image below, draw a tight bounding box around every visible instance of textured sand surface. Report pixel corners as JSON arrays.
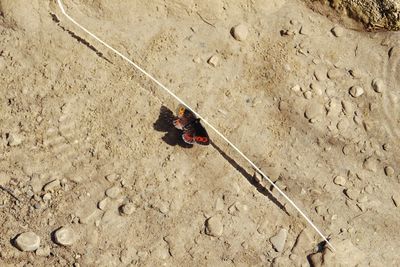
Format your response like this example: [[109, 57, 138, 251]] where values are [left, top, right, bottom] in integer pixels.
[[1, 0, 400, 266]]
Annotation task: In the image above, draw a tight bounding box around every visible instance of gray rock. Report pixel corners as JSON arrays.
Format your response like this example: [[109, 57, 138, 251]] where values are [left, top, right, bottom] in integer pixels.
[[205, 215, 223, 237], [105, 186, 121, 199], [333, 176, 346, 186], [270, 228, 287, 252], [349, 86, 364, 97], [54, 227, 76, 246], [331, 26, 344, 37], [14, 232, 41, 251], [7, 133, 24, 146], [231, 24, 248, 41], [207, 55, 219, 67], [372, 78, 385, 93], [36, 246, 51, 257], [120, 203, 135, 215]]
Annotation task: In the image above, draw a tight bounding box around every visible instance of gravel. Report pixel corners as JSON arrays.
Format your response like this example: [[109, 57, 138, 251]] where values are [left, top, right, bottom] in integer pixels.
[[270, 228, 287, 252]]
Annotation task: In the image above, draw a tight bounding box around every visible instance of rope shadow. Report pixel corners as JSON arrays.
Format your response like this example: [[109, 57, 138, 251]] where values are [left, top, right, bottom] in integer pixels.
[[210, 141, 289, 215], [153, 105, 193, 148]]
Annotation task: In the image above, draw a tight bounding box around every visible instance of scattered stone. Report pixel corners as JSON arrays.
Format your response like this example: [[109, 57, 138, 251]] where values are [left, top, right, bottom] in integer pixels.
[[341, 101, 354, 115], [314, 68, 327, 81], [54, 227, 76, 246], [270, 228, 287, 252], [344, 188, 359, 200], [299, 26, 310, 35], [231, 24, 248, 41], [327, 68, 343, 80], [105, 186, 121, 199], [43, 179, 60, 191], [7, 133, 24, 146], [349, 86, 364, 97], [333, 176, 346, 186], [97, 198, 109, 210], [105, 173, 119, 182], [120, 247, 138, 264], [331, 26, 344, 37], [120, 203, 135, 215], [33, 203, 41, 209], [371, 78, 385, 93], [349, 68, 364, 79], [392, 195, 399, 207], [215, 197, 224, 211], [207, 55, 219, 67], [305, 102, 324, 121], [205, 215, 223, 237], [310, 83, 323, 95], [36, 246, 51, 257], [384, 166, 394, 176], [14, 232, 41, 252], [337, 119, 349, 132], [363, 157, 377, 172]]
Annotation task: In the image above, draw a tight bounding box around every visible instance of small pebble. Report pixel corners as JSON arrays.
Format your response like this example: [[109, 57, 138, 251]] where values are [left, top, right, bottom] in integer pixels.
[[363, 157, 377, 172], [371, 79, 385, 93], [36, 246, 51, 257], [44, 179, 60, 191], [105, 173, 119, 182], [327, 68, 343, 80], [105, 186, 121, 199], [342, 100, 354, 115], [54, 227, 76, 246], [270, 228, 287, 252], [337, 119, 349, 132], [349, 86, 364, 97], [305, 102, 324, 120], [97, 198, 109, 210], [333, 176, 346, 186], [384, 166, 394, 176], [120, 203, 135, 215], [207, 55, 219, 67], [14, 232, 41, 252], [231, 24, 248, 41], [331, 26, 344, 37], [314, 68, 327, 81], [205, 215, 223, 237], [7, 133, 24, 146], [344, 188, 359, 200]]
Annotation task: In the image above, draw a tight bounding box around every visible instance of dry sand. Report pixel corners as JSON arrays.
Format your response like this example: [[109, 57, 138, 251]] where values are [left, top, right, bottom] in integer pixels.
[[1, 0, 400, 266]]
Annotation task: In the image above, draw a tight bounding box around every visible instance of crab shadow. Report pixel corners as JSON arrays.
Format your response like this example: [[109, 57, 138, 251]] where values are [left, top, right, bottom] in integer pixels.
[[153, 105, 193, 148]]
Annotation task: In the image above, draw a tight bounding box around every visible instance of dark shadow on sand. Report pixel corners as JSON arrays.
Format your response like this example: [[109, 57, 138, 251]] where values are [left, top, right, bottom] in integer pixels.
[[210, 141, 289, 215]]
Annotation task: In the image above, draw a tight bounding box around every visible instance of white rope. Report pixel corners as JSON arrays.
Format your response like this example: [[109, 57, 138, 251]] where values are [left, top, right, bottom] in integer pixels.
[[56, 0, 335, 251]]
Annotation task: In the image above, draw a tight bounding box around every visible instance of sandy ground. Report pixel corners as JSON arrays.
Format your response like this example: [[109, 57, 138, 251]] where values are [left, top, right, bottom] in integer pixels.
[[1, 0, 400, 266]]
